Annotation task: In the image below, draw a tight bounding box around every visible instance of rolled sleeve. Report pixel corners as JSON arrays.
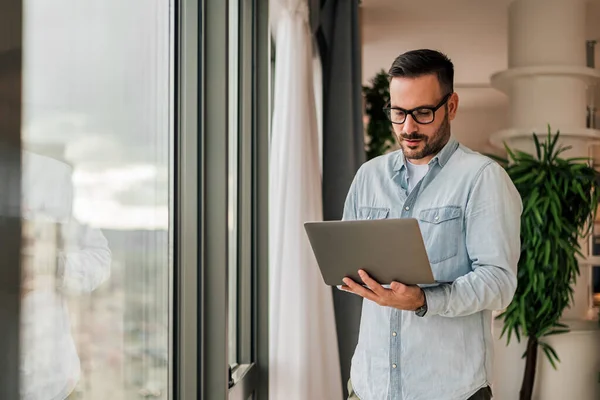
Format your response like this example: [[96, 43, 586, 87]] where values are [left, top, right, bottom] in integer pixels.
[[422, 284, 451, 316]]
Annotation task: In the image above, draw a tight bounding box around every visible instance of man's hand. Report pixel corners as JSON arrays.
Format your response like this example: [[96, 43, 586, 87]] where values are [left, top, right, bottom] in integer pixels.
[[341, 269, 426, 311]]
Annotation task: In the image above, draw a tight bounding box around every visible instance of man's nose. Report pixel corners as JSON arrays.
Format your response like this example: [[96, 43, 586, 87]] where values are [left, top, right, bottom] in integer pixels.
[[403, 114, 419, 134]]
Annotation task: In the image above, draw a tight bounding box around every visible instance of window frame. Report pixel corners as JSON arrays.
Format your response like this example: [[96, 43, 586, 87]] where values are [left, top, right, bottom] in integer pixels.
[[175, 0, 269, 399], [0, 2, 23, 397], [174, 0, 200, 398]]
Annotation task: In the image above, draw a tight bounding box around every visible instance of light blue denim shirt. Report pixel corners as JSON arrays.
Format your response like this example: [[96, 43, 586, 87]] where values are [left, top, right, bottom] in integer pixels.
[[343, 138, 522, 400]]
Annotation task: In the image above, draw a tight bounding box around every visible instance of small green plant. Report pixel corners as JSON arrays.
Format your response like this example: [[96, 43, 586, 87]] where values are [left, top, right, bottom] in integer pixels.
[[362, 69, 394, 160], [491, 126, 600, 400]]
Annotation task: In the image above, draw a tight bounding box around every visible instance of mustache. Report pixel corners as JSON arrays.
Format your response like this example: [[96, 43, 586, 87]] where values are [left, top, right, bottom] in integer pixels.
[[400, 133, 427, 141]]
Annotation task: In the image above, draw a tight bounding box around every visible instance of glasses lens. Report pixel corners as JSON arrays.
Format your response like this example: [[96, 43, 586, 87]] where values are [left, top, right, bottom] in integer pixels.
[[413, 109, 434, 124], [388, 108, 406, 124]]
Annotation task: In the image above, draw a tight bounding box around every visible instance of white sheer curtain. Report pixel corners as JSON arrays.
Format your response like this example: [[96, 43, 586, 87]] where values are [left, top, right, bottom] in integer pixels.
[[268, 0, 343, 398]]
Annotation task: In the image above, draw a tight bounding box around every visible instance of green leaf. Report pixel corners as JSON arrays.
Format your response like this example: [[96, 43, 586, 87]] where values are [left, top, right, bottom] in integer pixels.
[[543, 241, 551, 267], [514, 171, 537, 185], [504, 143, 518, 162], [574, 248, 586, 260], [573, 181, 585, 199], [533, 169, 547, 185], [516, 150, 536, 161], [542, 347, 558, 369], [540, 342, 561, 370], [554, 145, 573, 158], [533, 208, 544, 225], [544, 329, 570, 336], [499, 320, 510, 339], [549, 199, 561, 226], [533, 133, 541, 160], [548, 126, 560, 157], [524, 189, 540, 214], [536, 298, 551, 319], [519, 298, 528, 335], [566, 157, 592, 163]]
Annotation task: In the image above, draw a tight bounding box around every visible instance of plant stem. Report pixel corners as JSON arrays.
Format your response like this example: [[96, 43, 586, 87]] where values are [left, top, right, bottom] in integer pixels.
[[520, 335, 538, 400]]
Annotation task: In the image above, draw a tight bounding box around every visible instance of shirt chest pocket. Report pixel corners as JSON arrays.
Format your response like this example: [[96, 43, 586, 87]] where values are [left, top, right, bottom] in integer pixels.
[[358, 206, 389, 220], [418, 206, 462, 264]]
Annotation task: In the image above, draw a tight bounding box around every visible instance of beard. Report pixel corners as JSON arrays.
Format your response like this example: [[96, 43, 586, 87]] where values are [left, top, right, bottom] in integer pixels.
[[397, 112, 451, 161]]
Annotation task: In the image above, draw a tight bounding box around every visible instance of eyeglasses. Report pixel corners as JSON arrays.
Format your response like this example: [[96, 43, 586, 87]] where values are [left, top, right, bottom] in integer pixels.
[[383, 92, 452, 125]]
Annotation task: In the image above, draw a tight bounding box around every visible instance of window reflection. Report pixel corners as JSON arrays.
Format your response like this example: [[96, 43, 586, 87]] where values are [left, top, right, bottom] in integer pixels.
[[21, 150, 112, 400], [19, 1, 173, 399]]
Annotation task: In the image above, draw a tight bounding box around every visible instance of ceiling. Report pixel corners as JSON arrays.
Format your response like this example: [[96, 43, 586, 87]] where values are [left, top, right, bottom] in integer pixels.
[[361, 0, 600, 110]]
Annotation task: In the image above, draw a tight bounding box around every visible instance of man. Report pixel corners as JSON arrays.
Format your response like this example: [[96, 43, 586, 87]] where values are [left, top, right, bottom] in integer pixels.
[[340, 49, 522, 400], [1, 48, 112, 400]]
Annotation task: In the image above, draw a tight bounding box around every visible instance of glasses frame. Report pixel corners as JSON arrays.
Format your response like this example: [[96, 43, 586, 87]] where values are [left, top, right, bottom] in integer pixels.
[[383, 92, 453, 125]]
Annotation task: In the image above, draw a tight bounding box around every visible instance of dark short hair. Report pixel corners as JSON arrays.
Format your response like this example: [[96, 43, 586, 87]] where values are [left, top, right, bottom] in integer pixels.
[[388, 49, 454, 94], [0, 47, 21, 77]]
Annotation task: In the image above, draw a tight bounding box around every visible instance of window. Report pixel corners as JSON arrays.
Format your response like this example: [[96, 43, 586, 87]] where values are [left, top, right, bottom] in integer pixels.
[[0, 1, 270, 399], [20, 1, 174, 399]]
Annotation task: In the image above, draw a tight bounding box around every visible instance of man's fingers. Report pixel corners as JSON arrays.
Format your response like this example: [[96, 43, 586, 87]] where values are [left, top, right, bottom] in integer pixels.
[[358, 270, 388, 297], [340, 285, 362, 297], [342, 277, 378, 302], [390, 281, 405, 292]]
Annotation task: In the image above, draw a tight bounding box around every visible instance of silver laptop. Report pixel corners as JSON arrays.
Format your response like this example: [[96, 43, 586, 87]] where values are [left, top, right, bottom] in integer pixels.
[[304, 218, 436, 286]]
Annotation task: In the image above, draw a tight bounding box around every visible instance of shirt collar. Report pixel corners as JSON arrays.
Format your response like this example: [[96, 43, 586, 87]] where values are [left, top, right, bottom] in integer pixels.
[[392, 137, 459, 172]]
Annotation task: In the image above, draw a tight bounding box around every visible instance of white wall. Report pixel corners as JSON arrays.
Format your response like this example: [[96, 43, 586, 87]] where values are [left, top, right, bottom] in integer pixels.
[[452, 103, 508, 156], [361, 0, 509, 87]]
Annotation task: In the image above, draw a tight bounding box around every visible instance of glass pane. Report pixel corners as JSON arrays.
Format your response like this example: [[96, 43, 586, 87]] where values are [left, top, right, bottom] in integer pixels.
[[20, 1, 173, 399], [228, 0, 240, 367]]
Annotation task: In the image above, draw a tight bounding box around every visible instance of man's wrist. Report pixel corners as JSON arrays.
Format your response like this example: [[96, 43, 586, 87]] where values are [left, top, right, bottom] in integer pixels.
[[414, 288, 428, 317], [414, 288, 426, 310]]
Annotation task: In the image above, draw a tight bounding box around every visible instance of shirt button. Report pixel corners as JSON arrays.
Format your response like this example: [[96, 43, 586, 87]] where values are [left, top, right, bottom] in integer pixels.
[[392, 363, 397, 369], [434, 216, 439, 221], [392, 332, 397, 337], [404, 206, 410, 211]]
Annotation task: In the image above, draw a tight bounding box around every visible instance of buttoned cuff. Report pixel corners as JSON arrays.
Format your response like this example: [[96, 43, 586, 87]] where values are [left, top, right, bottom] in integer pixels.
[[422, 284, 451, 316]]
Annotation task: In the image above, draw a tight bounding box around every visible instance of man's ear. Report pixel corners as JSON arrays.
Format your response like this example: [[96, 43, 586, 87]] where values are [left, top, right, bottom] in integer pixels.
[[447, 92, 459, 121]]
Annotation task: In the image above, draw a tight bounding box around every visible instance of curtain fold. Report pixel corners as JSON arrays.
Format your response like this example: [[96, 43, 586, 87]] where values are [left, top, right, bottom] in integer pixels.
[[268, 0, 343, 398]]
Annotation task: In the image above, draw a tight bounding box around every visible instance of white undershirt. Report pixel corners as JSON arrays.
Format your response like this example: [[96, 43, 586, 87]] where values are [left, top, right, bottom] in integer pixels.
[[406, 160, 429, 193]]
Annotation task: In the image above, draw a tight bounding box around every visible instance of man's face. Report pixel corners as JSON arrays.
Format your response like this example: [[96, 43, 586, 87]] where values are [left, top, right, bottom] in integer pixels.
[[388, 74, 459, 164]]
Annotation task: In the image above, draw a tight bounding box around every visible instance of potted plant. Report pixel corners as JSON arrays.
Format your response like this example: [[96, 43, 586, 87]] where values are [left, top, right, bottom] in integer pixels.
[[491, 126, 600, 400], [362, 69, 394, 160]]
